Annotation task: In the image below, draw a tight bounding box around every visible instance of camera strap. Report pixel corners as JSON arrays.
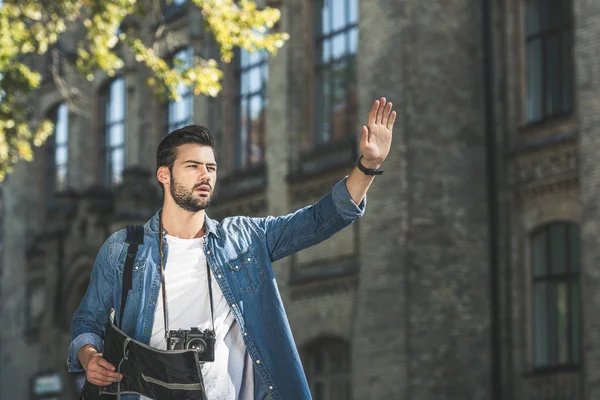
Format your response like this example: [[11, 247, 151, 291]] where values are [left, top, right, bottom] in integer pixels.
[[159, 213, 215, 340], [119, 224, 145, 329]]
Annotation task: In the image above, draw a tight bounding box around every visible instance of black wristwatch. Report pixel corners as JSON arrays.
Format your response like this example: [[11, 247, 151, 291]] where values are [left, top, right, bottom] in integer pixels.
[[357, 156, 384, 176]]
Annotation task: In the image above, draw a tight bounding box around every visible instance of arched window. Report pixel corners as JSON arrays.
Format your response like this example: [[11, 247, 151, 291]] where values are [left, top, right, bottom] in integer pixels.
[[303, 337, 351, 400], [531, 222, 581, 369]]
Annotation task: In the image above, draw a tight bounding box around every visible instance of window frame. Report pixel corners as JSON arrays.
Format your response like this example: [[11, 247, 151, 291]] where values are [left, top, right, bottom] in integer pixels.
[[166, 47, 195, 135], [313, 0, 359, 145], [530, 221, 582, 372], [303, 337, 351, 400], [98, 77, 127, 187], [524, 0, 575, 124], [233, 47, 268, 171], [45, 102, 69, 202]]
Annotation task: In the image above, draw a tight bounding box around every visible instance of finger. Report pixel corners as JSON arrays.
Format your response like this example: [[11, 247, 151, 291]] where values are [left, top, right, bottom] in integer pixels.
[[384, 102, 393, 125], [97, 357, 117, 372], [360, 125, 368, 148], [368, 100, 379, 126], [386, 111, 397, 131], [88, 361, 122, 381], [376, 97, 386, 124], [89, 365, 123, 382], [89, 371, 121, 385]]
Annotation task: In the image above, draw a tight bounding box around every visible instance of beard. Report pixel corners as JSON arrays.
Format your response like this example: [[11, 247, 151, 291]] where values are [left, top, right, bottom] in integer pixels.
[[170, 174, 212, 212]]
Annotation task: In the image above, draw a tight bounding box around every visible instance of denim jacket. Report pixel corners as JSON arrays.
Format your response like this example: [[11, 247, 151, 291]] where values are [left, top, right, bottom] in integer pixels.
[[68, 178, 366, 400]]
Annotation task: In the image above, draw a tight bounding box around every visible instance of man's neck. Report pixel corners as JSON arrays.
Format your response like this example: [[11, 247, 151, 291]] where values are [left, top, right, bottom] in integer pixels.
[[161, 203, 206, 239]]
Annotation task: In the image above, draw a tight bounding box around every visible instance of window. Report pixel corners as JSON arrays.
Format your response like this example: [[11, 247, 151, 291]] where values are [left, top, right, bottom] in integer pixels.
[[304, 338, 351, 400], [234, 49, 268, 170], [167, 48, 194, 134], [531, 222, 581, 369], [99, 77, 126, 186], [45, 103, 69, 198], [314, 0, 358, 144], [525, 0, 574, 122]]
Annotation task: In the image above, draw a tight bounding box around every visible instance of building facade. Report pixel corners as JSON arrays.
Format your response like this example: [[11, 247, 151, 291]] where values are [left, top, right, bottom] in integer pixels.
[[0, 0, 597, 399]]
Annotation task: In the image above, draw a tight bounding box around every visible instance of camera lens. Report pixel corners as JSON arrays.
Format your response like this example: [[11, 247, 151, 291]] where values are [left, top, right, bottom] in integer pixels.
[[187, 338, 207, 354]]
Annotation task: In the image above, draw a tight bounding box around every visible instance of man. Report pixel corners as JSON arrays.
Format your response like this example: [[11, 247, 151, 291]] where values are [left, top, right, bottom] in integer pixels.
[[68, 97, 396, 400]]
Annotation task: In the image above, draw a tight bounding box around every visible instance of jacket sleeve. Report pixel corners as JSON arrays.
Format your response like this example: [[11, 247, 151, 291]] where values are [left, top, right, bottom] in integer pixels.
[[251, 177, 366, 262], [66, 237, 116, 372]]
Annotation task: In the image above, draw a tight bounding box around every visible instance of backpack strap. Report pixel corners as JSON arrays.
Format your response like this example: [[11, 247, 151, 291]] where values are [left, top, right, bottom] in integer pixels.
[[119, 225, 144, 328]]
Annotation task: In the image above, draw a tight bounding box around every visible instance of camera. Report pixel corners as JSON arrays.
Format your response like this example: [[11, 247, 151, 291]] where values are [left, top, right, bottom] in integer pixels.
[[166, 327, 216, 362]]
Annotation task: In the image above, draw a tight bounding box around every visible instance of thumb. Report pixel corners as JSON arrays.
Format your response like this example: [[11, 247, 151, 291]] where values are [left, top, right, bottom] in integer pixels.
[[360, 126, 368, 149]]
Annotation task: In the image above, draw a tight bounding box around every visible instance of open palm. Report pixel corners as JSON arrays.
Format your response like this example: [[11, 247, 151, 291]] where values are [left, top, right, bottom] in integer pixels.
[[360, 97, 396, 166]]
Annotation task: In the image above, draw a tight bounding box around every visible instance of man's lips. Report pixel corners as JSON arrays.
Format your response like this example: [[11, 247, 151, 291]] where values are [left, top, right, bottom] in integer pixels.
[[195, 184, 211, 192]]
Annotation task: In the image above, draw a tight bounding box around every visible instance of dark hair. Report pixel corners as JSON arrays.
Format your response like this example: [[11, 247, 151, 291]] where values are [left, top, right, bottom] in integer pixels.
[[156, 125, 216, 171]]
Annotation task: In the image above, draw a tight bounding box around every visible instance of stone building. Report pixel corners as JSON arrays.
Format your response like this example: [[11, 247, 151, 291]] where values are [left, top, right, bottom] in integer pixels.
[[0, 0, 597, 399]]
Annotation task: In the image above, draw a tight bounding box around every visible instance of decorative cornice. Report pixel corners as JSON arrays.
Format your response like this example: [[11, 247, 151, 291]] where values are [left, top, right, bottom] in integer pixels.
[[509, 139, 579, 199]]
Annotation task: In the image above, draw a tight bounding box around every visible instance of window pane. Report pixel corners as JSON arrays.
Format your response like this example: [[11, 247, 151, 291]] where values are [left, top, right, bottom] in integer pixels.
[[55, 146, 68, 168], [532, 230, 547, 277], [248, 66, 262, 93], [109, 78, 125, 123], [349, 0, 358, 24], [547, 282, 558, 364], [331, 0, 345, 31], [331, 62, 347, 141], [314, 382, 325, 400], [56, 165, 67, 192], [526, 0, 540, 36], [111, 148, 124, 185], [321, 0, 330, 34], [318, 69, 331, 143], [348, 28, 358, 55], [570, 224, 580, 272], [533, 282, 549, 367], [321, 39, 331, 63], [550, 224, 566, 274], [561, 30, 574, 113], [571, 279, 581, 363], [237, 98, 248, 168], [249, 95, 265, 165], [545, 33, 562, 117], [109, 124, 125, 147], [547, 0, 564, 30], [557, 282, 568, 364], [55, 104, 68, 145], [331, 33, 346, 61], [526, 39, 543, 121]]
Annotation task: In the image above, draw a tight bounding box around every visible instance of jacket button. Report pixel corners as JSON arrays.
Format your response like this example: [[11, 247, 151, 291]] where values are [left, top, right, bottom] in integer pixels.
[[256, 360, 260, 364], [207, 250, 211, 254], [247, 258, 251, 262], [145, 330, 149, 334], [217, 274, 222, 279], [269, 386, 273, 390]]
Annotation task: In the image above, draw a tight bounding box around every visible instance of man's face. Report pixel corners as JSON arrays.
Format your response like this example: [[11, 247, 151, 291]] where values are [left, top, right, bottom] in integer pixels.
[[168, 144, 217, 212]]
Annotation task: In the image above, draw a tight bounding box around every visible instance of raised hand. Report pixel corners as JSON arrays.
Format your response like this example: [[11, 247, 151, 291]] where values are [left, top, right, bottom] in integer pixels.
[[360, 97, 396, 168]]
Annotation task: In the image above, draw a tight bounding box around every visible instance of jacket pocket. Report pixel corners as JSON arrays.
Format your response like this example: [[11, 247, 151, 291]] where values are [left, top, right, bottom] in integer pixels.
[[117, 258, 148, 295], [226, 249, 264, 292]]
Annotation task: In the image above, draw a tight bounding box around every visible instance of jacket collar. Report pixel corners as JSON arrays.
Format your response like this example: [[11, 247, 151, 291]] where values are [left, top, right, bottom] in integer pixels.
[[147, 209, 221, 238]]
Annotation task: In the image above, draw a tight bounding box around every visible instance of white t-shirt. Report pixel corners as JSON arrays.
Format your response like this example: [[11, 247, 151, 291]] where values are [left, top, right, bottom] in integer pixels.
[[140, 235, 254, 400]]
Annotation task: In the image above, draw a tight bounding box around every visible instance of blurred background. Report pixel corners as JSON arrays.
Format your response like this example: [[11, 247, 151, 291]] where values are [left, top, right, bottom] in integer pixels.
[[0, 0, 594, 399]]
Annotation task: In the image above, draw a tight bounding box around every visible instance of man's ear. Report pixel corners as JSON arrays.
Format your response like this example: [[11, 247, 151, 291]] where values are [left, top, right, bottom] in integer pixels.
[[157, 166, 170, 186]]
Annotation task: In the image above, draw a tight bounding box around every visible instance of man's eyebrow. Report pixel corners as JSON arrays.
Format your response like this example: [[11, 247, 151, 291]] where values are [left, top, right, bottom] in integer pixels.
[[182, 160, 218, 167]]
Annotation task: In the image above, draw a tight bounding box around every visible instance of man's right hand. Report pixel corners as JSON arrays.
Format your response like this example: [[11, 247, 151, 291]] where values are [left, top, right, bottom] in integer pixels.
[[78, 345, 123, 386]]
